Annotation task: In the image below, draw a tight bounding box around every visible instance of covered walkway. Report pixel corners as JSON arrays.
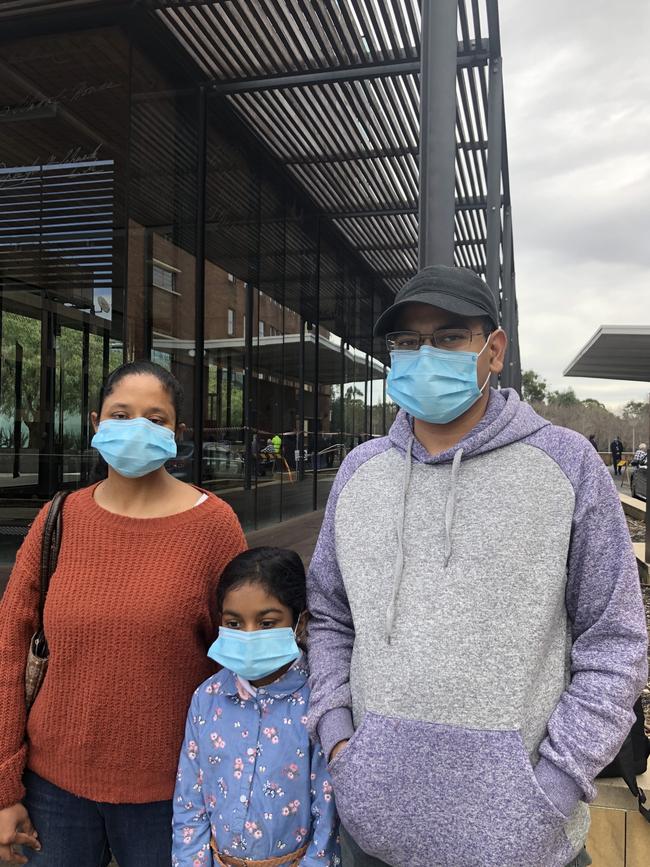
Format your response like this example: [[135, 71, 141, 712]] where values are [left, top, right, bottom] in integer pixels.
[[565, 324, 650, 570]]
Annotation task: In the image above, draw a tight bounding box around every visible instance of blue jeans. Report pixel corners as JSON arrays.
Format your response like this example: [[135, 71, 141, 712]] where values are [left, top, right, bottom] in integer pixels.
[[340, 826, 592, 867], [22, 771, 172, 867]]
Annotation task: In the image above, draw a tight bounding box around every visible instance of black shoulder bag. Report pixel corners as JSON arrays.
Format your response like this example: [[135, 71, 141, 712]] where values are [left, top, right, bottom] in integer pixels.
[[597, 697, 650, 822], [24, 491, 70, 710]]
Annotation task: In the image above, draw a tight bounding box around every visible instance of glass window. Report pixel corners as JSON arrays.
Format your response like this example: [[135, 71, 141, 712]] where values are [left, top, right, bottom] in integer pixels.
[[0, 16, 393, 561], [0, 24, 128, 545], [152, 262, 179, 295]]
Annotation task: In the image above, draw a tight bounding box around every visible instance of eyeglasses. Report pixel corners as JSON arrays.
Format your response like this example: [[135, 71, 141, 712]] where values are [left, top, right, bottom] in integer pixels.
[[386, 328, 490, 352]]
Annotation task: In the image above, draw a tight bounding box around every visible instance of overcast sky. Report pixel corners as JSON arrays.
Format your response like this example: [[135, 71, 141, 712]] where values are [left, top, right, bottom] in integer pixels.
[[499, 0, 650, 410]]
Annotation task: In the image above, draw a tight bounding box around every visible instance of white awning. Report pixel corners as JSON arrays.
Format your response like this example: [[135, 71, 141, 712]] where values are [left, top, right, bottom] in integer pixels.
[[564, 325, 650, 382]]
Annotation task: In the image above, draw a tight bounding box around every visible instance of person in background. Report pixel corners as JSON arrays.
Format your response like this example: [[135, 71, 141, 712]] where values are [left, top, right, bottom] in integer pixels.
[[272, 433, 283, 456], [631, 442, 647, 466], [307, 265, 647, 867], [0, 361, 246, 866], [172, 547, 340, 866], [588, 434, 598, 451], [610, 435, 624, 475]]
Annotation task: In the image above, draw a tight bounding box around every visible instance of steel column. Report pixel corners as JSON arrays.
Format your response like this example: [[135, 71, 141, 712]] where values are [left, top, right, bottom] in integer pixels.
[[500, 205, 514, 388], [12, 342, 22, 480], [486, 58, 504, 306], [297, 318, 306, 482], [418, 0, 458, 268], [312, 219, 321, 512], [193, 85, 207, 485], [243, 282, 254, 492]]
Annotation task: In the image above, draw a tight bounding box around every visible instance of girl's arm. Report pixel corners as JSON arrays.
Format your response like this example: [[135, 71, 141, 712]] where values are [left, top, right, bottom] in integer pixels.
[[301, 742, 340, 866], [172, 692, 212, 867]]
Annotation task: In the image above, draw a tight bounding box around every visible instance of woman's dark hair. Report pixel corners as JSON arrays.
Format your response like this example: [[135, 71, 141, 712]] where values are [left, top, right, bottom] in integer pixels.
[[97, 360, 184, 423], [217, 546, 306, 626], [90, 360, 184, 482]]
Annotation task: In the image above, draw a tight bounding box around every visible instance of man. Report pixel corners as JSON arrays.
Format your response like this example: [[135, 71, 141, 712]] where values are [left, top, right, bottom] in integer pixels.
[[588, 434, 598, 451], [307, 265, 647, 867], [632, 442, 647, 466], [610, 435, 624, 475], [272, 432, 283, 456]]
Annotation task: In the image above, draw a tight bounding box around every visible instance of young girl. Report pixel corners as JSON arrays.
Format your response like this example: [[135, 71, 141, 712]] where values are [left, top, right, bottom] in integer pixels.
[[172, 547, 340, 867]]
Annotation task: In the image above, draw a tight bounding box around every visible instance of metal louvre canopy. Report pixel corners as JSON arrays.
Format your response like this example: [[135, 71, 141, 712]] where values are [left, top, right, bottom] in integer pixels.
[[147, 0, 519, 388], [0, 0, 520, 388], [564, 326, 650, 383], [150, 1, 500, 285]]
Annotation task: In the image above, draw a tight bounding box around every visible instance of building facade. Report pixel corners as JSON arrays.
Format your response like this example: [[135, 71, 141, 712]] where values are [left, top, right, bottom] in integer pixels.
[[0, 8, 396, 572], [0, 0, 519, 573]]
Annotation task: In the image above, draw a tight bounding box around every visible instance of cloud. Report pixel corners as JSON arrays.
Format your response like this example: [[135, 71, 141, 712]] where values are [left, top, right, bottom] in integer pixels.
[[500, 0, 650, 409]]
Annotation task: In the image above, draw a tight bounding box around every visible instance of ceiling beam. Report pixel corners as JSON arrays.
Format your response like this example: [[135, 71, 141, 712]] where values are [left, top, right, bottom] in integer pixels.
[[210, 44, 490, 95]]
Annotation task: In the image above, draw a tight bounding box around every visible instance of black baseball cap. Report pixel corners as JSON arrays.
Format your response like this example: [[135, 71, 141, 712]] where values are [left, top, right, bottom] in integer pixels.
[[374, 264, 499, 337]]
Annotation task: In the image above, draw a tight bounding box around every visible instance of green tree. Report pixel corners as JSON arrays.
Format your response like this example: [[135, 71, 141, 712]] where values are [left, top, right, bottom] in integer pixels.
[[547, 388, 579, 407], [622, 400, 649, 422], [1, 312, 42, 446], [1, 312, 110, 448], [330, 385, 364, 435], [521, 369, 547, 403]]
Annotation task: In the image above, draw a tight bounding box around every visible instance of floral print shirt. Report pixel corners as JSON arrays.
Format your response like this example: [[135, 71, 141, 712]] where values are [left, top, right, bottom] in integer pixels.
[[172, 656, 340, 866]]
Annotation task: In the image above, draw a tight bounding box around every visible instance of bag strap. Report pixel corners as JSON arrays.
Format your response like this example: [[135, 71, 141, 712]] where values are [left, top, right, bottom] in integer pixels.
[[37, 491, 70, 632], [613, 702, 650, 823]]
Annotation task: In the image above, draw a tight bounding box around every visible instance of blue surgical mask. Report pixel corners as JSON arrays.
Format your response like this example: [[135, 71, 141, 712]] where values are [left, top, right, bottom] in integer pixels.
[[207, 626, 301, 681], [387, 337, 492, 425], [91, 417, 177, 478]]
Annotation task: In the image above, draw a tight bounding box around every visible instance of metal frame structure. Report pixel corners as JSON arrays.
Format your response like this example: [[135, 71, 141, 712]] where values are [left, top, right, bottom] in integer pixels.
[[0, 0, 520, 390]]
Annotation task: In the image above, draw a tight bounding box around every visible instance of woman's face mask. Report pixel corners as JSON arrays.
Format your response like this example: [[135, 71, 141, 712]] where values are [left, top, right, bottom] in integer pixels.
[[91, 417, 177, 478]]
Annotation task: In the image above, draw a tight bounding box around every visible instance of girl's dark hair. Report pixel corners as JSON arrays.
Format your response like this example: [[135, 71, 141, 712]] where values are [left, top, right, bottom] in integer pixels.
[[90, 360, 184, 482], [97, 360, 184, 422], [217, 546, 306, 626]]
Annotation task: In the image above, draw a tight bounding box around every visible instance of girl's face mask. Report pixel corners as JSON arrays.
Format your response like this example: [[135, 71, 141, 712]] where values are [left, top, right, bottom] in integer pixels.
[[207, 625, 301, 681], [386, 335, 493, 425], [91, 417, 177, 478]]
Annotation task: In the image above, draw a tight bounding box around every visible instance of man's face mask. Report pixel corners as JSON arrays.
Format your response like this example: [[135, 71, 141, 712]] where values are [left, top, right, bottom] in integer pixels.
[[386, 335, 493, 425]]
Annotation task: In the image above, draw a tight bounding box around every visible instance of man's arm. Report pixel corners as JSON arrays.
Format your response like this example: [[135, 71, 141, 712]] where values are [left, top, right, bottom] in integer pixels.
[[306, 467, 359, 761], [534, 449, 648, 816]]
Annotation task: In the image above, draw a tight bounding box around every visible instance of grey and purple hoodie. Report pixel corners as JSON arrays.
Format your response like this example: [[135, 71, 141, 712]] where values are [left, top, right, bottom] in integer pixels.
[[306, 388, 648, 867]]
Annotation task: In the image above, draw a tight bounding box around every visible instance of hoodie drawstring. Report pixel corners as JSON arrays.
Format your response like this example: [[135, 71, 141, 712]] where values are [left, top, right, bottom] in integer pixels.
[[385, 436, 413, 644], [444, 447, 464, 567], [385, 441, 465, 643]]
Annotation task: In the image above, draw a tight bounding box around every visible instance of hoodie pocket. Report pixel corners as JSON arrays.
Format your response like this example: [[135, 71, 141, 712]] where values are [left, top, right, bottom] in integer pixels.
[[328, 713, 369, 773], [329, 711, 575, 867]]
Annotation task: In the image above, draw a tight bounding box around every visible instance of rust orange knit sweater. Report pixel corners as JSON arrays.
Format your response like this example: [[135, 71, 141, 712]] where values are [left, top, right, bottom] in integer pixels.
[[0, 484, 246, 809]]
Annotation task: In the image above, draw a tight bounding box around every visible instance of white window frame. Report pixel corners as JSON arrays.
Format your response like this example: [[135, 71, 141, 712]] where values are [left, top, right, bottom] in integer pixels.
[[152, 259, 181, 296]]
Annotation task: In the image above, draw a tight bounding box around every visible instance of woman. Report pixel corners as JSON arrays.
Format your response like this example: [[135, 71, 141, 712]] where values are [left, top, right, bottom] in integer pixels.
[[0, 361, 246, 866]]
